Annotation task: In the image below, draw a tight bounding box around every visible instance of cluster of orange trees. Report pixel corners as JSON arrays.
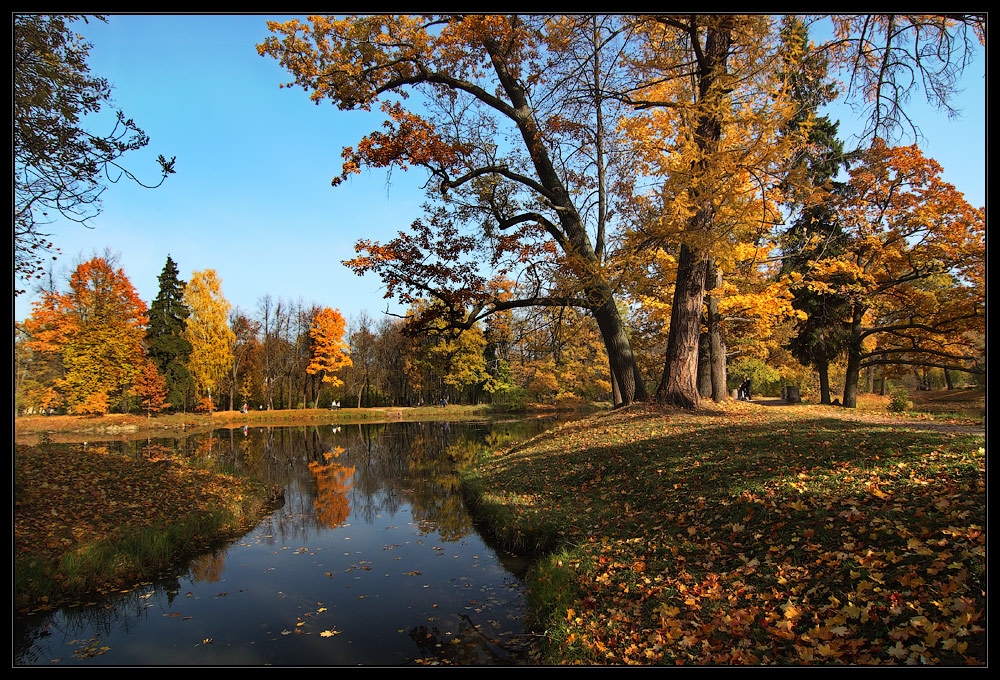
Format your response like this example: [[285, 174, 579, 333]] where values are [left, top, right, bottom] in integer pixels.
[[14, 253, 627, 415]]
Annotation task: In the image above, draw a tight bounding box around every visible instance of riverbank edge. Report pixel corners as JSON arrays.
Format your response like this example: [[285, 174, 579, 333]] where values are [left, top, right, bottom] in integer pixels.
[[459, 402, 986, 666], [14, 443, 285, 614], [460, 417, 589, 663], [14, 403, 604, 445]]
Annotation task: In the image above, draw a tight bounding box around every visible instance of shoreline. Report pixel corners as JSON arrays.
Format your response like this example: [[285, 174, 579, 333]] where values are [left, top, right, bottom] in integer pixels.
[[14, 403, 602, 445]]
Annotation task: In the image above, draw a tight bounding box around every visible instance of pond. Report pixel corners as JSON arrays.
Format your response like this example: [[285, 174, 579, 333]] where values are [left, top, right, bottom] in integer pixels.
[[14, 417, 569, 666]]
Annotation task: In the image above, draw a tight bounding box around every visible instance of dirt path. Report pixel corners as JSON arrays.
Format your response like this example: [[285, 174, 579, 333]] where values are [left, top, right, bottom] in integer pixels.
[[751, 398, 985, 437]]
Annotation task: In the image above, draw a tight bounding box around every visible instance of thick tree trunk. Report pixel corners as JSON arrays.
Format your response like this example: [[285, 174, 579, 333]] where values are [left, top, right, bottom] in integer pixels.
[[842, 305, 865, 408], [655, 22, 732, 410], [593, 296, 647, 406], [657, 243, 707, 409], [818, 361, 831, 404]]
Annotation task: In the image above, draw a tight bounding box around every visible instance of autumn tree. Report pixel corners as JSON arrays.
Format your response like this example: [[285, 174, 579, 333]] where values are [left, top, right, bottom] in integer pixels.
[[22, 254, 148, 413], [618, 14, 983, 408], [13, 14, 174, 294], [306, 306, 353, 392], [226, 308, 262, 410], [256, 294, 285, 410], [620, 15, 803, 408], [808, 141, 984, 407], [259, 14, 648, 406], [183, 269, 235, 414], [146, 255, 193, 411], [373, 316, 414, 406], [131, 357, 168, 417], [510, 304, 613, 402]]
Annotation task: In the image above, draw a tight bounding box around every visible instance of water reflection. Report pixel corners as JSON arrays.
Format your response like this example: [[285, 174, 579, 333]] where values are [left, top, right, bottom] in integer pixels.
[[14, 417, 564, 666]]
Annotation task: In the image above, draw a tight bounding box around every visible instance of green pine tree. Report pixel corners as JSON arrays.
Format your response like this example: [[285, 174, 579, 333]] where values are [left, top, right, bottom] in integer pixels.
[[146, 255, 193, 410], [777, 17, 856, 405]]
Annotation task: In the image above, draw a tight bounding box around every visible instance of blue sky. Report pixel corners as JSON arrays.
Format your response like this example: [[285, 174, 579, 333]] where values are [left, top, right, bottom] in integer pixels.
[[13, 14, 986, 325]]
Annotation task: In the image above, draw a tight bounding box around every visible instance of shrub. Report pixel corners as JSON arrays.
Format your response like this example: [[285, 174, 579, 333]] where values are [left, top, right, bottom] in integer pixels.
[[888, 389, 911, 413]]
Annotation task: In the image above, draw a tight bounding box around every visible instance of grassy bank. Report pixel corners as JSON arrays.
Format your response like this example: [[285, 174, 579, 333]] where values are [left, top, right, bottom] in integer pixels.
[[462, 401, 985, 665], [14, 442, 283, 613]]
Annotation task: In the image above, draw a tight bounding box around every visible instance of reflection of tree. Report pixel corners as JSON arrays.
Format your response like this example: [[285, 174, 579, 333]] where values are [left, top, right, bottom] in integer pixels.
[[178, 418, 562, 545], [13, 572, 185, 664], [407, 614, 512, 665], [194, 431, 216, 460], [308, 451, 355, 530], [187, 551, 226, 584]]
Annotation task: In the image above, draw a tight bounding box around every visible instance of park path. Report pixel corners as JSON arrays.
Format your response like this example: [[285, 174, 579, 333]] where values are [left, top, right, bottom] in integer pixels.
[[748, 398, 986, 438]]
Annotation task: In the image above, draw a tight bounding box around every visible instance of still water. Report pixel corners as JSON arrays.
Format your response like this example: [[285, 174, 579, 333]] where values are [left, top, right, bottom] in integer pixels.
[[14, 417, 565, 666]]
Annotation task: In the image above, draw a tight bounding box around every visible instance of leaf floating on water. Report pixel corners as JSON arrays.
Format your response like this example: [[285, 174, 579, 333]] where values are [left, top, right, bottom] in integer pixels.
[[320, 629, 341, 637], [403, 571, 422, 576]]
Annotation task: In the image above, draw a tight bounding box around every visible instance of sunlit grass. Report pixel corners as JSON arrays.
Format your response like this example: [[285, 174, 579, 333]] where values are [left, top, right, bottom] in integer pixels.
[[465, 403, 985, 665]]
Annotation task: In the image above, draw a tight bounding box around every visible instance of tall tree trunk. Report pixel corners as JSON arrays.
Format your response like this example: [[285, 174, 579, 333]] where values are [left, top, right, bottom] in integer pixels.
[[592, 296, 647, 407], [655, 22, 732, 409], [842, 305, 865, 408], [697, 331, 712, 398], [817, 347, 832, 405], [945, 368, 954, 390], [705, 258, 727, 402], [657, 243, 708, 408], [486, 32, 647, 407]]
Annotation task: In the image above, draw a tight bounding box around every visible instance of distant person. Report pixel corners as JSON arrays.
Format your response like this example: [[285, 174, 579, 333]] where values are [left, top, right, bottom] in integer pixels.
[[242, 402, 248, 414]]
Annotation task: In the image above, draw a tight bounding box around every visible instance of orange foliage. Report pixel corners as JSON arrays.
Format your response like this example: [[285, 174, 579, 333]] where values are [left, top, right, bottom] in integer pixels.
[[23, 256, 148, 412], [308, 449, 354, 529], [306, 307, 352, 388], [131, 359, 168, 417]]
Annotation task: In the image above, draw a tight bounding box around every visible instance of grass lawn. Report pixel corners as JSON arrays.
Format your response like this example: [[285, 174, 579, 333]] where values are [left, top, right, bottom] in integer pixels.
[[463, 398, 985, 665]]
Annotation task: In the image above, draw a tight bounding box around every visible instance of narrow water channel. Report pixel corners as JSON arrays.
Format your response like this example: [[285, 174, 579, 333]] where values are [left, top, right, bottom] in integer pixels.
[[14, 417, 564, 666]]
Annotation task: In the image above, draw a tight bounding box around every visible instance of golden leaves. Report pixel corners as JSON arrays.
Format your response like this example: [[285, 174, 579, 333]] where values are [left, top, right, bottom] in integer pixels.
[[183, 270, 235, 398]]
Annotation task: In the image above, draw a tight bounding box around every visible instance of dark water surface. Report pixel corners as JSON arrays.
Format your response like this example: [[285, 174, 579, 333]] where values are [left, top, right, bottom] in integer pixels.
[[14, 417, 566, 666]]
